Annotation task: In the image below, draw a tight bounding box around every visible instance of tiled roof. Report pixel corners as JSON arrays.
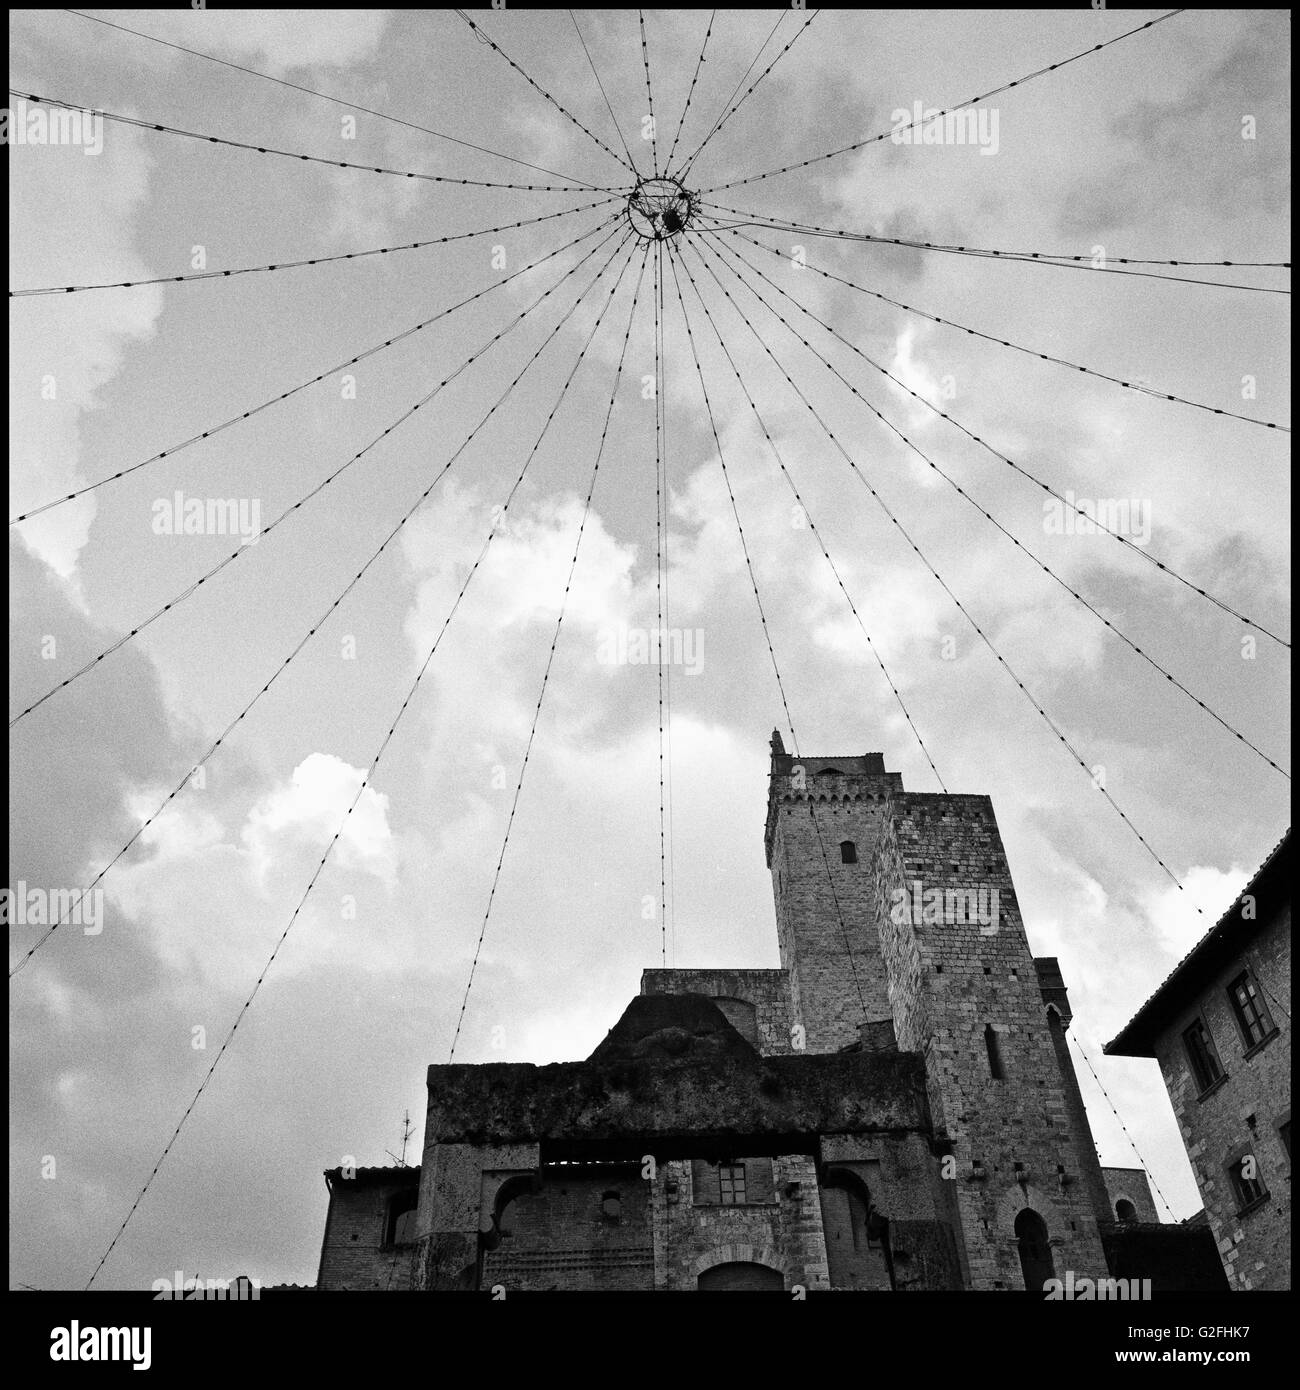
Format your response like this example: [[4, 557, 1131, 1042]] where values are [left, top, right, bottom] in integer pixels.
[[1104, 829, 1290, 1057], [323, 1163, 421, 1186]]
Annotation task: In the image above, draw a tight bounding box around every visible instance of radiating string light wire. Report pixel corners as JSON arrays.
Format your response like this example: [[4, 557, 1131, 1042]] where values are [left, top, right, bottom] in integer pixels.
[[83, 234, 639, 1287], [10, 220, 628, 728], [652, 241, 669, 965], [5, 89, 623, 195], [570, 10, 641, 175], [1071, 1032, 1176, 1221], [697, 204, 1289, 294], [716, 225, 1289, 432], [697, 204, 1292, 270], [447, 242, 648, 1059], [696, 221, 1290, 649], [671, 235, 1207, 917], [61, 8, 611, 189], [692, 229, 1289, 779], [665, 244, 871, 1019], [11, 209, 621, 524], [453, 9, 637, 177], [675, 8, 818, 181], [695, 9, 1187, 195], [674, 10, 786, 182], [662, 9, 715, 175], [10, 228, 632, 978], [638, 11, 659, 177], [10, 194, 619, 298], [674, 238, 948, 793]]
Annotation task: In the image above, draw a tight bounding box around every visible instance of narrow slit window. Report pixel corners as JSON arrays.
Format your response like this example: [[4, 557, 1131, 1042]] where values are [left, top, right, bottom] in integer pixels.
[[984, 1024, 1005, 1080]]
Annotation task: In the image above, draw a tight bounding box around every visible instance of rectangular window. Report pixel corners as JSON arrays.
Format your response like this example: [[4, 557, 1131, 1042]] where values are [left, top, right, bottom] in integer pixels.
[[1227, 1156, 1268, 1212], [1228, 972, 1275, 1049], [718, 1164, 747, 1206], [1182, 1017, 1223, 1093]]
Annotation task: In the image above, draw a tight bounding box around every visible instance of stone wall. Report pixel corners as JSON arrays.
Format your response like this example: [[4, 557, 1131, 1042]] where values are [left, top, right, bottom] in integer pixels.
[[641, 968, 793, 1055], [819, 1132, 964, 1290], [1152, 901, 1291, 1290], [484, 1165, 652, 1291], [767, 753, 904, 1051], [1101, 1166, 1159, 1223], [872, 791, 1109, 1289], [654, 1153, 829, 1291]]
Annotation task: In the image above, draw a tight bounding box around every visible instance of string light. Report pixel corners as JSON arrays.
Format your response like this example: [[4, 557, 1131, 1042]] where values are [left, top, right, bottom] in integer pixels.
[[714, 225, 1290, 432], [7, 88, 625, 195], [692, 227, 1290, 778], [10, 210, 623, 523], [695, 9, 1189, 195]]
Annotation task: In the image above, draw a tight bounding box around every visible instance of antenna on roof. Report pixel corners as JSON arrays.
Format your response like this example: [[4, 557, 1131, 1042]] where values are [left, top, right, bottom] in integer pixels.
[[384, 1109, 415, 1167]]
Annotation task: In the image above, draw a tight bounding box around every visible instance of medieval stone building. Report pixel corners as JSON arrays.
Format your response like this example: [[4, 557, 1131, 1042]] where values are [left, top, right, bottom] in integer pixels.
[[314, 736, 1223, 1292], [1106, 830, 1291, 1291]]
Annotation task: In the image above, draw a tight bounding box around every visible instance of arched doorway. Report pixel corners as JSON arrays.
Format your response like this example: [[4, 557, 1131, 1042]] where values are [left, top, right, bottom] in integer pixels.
[[697, 1261, 784, 1291], [818, 1168, 892, 1290], [1014, 1209, 1054, 1292]]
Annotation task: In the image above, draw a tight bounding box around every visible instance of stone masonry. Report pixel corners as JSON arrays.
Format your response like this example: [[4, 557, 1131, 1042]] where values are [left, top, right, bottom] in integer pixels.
[[1107, 831, 1290, 1291], [312, 737, 1220, 1293]]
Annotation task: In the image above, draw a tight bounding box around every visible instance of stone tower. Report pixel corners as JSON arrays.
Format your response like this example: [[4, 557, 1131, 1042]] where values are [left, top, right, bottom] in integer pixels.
[[765, 732, 902, 1050], [312, 736, 1227, 1293], [766, 732, 1110, 1288]]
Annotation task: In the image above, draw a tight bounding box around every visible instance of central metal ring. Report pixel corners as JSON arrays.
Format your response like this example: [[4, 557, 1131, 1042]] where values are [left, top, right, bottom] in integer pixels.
[[627, 176, 695, 241]]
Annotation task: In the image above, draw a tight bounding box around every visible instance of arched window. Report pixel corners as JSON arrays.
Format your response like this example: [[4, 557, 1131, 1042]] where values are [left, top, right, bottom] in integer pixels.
[[1115, 1199, 1136, 1222], [600, 1191, 621, 1224], [386, 1189, 418, 1247], [984, 1024, 1005, 1080], [840, 840, 858, 864], [1015, 1209, 1054, 1292], [487, 1173, 540, 1247]]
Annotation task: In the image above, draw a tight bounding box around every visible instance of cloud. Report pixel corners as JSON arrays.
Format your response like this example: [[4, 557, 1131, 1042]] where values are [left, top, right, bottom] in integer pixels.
[[885, 323, 957, 447], [8, 8, 1288, 1288], [125, 9, 392, 75], [1142, 861, 1252, 960], [244, 751, 397, 886], [8, 122, 164, 584]]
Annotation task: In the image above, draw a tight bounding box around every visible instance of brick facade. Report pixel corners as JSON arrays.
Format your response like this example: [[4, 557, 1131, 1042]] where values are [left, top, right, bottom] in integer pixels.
[[315, 1167, 420, 1290]]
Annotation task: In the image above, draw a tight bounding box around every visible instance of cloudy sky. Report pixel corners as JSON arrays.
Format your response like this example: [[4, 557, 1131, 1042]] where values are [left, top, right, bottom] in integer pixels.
[[8, 8, 1290, 1289]]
